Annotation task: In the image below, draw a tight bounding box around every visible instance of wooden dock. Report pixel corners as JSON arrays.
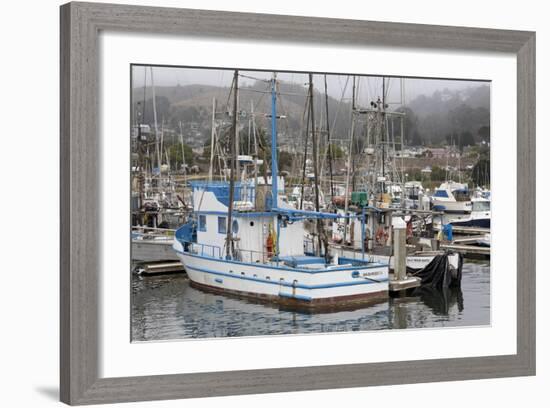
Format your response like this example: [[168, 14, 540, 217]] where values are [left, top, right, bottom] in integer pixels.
[[433, 225, 490, 235], [440, 243, 490, 256], [137, 261, 186, 275], [389, 274, 421, 292], [389, 220, 421, 293]]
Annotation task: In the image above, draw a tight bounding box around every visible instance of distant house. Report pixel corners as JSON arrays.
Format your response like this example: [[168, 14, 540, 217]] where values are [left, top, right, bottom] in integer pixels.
[[426, 146, 460, 159], [426, 148, 446, 158], [394, 147, 425, 158], [393, 149, 411, 158]]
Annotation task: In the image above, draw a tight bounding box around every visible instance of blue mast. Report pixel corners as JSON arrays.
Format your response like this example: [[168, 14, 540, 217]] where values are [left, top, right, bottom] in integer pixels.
[[270, 74, 278, 209]]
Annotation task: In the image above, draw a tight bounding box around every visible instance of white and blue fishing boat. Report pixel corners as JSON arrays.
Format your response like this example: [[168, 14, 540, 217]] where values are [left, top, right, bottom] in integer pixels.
[[173, 73, 389, 309]]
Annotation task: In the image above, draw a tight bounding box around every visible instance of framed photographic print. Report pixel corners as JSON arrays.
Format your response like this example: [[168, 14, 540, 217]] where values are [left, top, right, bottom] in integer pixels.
[[60, 2, 535, 405]]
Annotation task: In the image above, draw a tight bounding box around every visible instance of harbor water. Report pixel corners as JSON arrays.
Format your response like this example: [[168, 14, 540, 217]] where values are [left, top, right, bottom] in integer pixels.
[[131, 261, 490, 341]]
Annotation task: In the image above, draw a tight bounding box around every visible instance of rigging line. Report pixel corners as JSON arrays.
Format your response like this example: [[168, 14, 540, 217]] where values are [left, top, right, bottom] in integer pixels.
[[399, 78, 404, 106], [307, 73, 324, 257], [291, 87, 309, 187], [141, 66, 147, 122], [356, 76, 363, 109], [368, 77, 377, 104], [239, 88, 308, 98], [226, 70, 239, 259], [251, 85, 269, 131], [150, 66, 161, 177], [385, 77, 392, 103], [238, 88, 272, 95], [343, 75, 356, 245], [318, 75, 350, 180], [216, 70, 226, 107], [365, 77, 371, 110], [275, 81, 294, 118], [224, 74, 236, 115], [238, 73, 270, 83], [140, 67, 148, 180], [330, 76, 350, 139], [275, 81, 295, 142], [247, 83, 271, 121]]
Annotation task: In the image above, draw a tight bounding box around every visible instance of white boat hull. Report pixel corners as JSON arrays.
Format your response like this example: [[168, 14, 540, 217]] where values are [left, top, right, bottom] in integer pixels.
[[333, 247, 462, 279], [431, 199, 472, 213], [372, 252, 461, 271], [174, 243, 389, 308], [132, 239, 179, 262]]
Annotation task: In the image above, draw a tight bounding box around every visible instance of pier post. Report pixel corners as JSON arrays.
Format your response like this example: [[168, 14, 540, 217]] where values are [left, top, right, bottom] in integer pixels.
[[393, 217, 407, 281]]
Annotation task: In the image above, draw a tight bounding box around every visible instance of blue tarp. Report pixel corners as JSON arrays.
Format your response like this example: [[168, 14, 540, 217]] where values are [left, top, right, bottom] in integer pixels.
[[175, 220, 196, 242], [442, 224, 453, 241], [274, 255, 326, 267]]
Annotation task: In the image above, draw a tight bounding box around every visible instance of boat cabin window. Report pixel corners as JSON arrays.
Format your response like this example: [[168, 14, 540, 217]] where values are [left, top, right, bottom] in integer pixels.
[[434, 189, 449, 198], [473, 200, 491, 212], [232, 219, 239, 234], [217, 216, 227, 234], [198, 215, 207, 232], [452, 189, 470, 202]]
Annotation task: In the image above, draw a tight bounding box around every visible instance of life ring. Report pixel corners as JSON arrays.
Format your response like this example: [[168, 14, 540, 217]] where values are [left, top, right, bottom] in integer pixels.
[[266, 232, 274, 258], [375, 227, 388, 245], [406, 220, 414, 238]]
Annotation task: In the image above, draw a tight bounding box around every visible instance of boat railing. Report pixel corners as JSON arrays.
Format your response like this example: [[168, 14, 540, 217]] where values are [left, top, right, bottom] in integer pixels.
[[232, 247, 270, 264], [180, 239, 271, 263], [304, 238, 315, 254], [185, 241, 223, 259]]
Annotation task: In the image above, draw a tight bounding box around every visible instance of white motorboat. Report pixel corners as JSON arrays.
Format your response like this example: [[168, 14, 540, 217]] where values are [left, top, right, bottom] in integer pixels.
[[431, 181, 472, 214], [448, 196, 491, 228]]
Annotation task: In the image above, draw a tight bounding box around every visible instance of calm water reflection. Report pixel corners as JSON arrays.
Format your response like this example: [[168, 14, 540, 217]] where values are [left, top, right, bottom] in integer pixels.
[[131, 262, 490, 341]]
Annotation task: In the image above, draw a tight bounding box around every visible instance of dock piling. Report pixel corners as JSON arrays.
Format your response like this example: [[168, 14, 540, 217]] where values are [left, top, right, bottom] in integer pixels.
[[389, 217, 421, 293], [393, 218, 407, 281]]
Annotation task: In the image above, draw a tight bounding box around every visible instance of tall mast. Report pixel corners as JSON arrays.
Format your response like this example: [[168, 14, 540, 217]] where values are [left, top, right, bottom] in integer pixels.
[[235, 77, 240, 160], [137, 67, 147, 211], [150, 67, 161, 176], [309, 74, 320, 209], [179, 121, 187, 186], [299, 99, 311, 210], [270, 73, 278, 209], [309, 74, 323, 256], [382, 77, 386, 193], [324, 74, 334, 200], [343, 76, 356, 244], [251, 100, 258, 187], [226, 70, 238, 259], [344, 77, 356, 215], [208, 97, 216, 181]]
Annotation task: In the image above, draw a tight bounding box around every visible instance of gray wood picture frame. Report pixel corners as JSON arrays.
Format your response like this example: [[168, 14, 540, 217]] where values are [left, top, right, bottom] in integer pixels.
[[60, 1, 536, 405]]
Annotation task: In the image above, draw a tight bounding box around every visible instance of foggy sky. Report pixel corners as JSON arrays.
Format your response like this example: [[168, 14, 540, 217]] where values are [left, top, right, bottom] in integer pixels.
[[131, 65, 489, 108]]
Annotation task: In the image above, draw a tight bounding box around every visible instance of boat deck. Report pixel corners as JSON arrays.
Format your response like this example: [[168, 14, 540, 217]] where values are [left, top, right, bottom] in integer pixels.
[[178, 239, 388, 273]]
